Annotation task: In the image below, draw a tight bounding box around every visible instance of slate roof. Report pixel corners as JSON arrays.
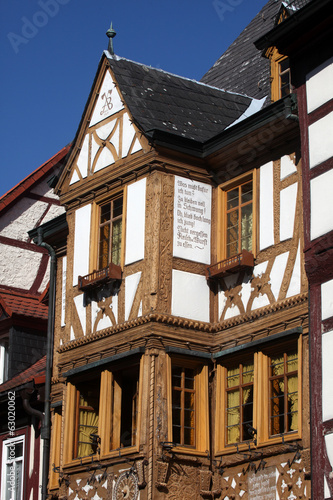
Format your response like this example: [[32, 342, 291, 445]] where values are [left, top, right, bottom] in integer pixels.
[[200, 0, 312, 102], [0, 355, 46, 393], [0, 288, 48, 321], [106, 54, 264, 143]]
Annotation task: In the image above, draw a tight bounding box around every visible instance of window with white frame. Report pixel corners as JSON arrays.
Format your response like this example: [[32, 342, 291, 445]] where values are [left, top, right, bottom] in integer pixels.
[[0, 342, 9, 385], [1, 436, 25, 500]]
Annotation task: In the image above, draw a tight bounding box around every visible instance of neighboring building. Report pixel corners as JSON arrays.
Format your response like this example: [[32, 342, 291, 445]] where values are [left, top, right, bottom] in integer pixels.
[[0, 146, 69, 500], [255, 0, 333, 497], [41, 2, 320, 499]]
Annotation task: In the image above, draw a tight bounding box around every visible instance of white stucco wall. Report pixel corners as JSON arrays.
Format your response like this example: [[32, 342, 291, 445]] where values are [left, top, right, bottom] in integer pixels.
[[0, 198, 49, 241], [125, 178, 146, 265], [270, 252, 289, 301], [74, 294, 86, 335], [280, 183, 297, 242], [322, 330, 333, 422], [171, 270, 209, 322], [308, 111, 333, 169], [72, 204, 91, 286], [259, 161, 274, 250], [310, 169, 333, 240], [0, 244, 45, 290], [280, 155, 297, 180], [125, 272, 142, 321], [306, 57, 333, 114], [90, 70, 124, 127], [322, 279, 333, 321]]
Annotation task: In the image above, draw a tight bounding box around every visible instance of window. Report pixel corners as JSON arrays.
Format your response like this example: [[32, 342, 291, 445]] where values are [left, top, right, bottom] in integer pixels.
[[216, 337, 301, 453], [218, 173, 256, 262], [63, 359, 142, 464], [0, 341, 9, 385], [1, 436, 24, 500], [98, 195, 123, 269], [270, 51, 292, 102], [168, 358, 209, 454]]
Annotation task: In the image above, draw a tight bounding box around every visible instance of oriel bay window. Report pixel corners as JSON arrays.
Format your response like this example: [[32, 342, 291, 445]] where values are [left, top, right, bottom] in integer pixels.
[[63, 358, 142, 464], [167, 357, 209, 453], [216, 336, 301, 453]]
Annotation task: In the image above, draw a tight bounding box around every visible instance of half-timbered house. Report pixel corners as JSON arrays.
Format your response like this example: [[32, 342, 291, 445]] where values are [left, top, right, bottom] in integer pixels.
[[38, 2, 321, 498]]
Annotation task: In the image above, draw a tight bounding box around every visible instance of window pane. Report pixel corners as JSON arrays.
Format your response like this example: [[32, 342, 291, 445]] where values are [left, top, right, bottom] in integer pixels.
[[184, 368, 194, 389], [227, 367, 240, 388], [100, 203, 111, 223], [241, 182, 252, 204], [111, 219, 122, 265], [271, 355, 284, 376], [242, 363, 254, 384], [227, 211, 239, 257], [287, 352, 298, 372], [120, 369, 139, 447], [184, 426, 195, 446], [112, 197, 123, 218], [241, 204, 252, 252], [76, 380, 100, 458], [227, 188, 239, 210], [172, 365, 196, 446]]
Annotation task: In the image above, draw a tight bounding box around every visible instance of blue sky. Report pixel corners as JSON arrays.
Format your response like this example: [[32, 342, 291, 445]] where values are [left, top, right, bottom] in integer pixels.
[[0, 0, 268, 197]]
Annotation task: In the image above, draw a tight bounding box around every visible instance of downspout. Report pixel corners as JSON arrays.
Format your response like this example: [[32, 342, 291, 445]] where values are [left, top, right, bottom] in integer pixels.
[[36, 227, 57, 500]]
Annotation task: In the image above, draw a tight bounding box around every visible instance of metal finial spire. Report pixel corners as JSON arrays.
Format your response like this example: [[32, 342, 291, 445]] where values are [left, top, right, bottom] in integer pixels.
[[106, 22, 116, 55]]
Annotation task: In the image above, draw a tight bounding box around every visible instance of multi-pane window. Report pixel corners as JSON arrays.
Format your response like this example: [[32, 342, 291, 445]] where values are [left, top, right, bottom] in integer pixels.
[[1, 436, 24, 500], [172, 366, 196, 447], [225, 179, 253, 258], [217, 339, 301, 452], [269, 350, 298, 436], [225, 360, 254, 444], [98, 195, 123, 269], [110, 366, 139, 450], [279, 57, 292, 98], [74, 379, 100, 458]]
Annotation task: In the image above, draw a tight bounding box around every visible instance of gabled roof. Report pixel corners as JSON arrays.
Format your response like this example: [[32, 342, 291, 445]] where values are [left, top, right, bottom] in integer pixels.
[[0, 145, 70, 215], [106, 54, 264, 143], [0, 355, 46, 394], [200, 0, 311, 101], [0, 288, 48, 321]]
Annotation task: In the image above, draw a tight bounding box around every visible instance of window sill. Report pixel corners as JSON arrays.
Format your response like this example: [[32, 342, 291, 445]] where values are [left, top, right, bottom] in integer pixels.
[[215, 431, 301, 456], [78, 263, 122, 291], [206, 250, 254, 280]]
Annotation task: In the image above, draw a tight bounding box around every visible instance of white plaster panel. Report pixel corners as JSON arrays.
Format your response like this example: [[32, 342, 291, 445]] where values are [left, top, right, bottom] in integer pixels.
[[0, 198, 49, 241], [324, 475, 331, 500], [270, 252, 289, 301], [310, 170, 333, 240], [171, 270, 209, 322], [251, 294, 270, 310], [308, 111, 333, 169], [173, 176, 212, 264], [70, 169, 80, 185], [131, 137, 142, 154], [90, 71, 124, 127], [122, 113, 136, 158], [280, 154, 297, 180], [40, 204, 65, 225], [0, 243, 44, 289], [72, 204, 91, 286], [96, 314, 112, 332], [111, 293, 118, 324], [76, 134, 89, 179], [74, 294, 86, 336], [241, 281, 252, 311], [125, 178, 146, 265], [322, 279, 333, 320], [280, 182, 297, 242], [91, 134, 99, 167], [125, 272, 141, 321], [306, 57, 333, 113], [324, 432, 333, 470], [286, 242, 301, 298], [94, 146, 115, 172], [38, 259, 50, 295], [225, 304, 241, 320], [95, 119, 117, 141], [322, 330, 333, 421], [70, 327, 75, 341], [253, 261, 268, 278], [61, 257, 67, 327], [259, 161, 274, 250], [218, 287, 227, 320]]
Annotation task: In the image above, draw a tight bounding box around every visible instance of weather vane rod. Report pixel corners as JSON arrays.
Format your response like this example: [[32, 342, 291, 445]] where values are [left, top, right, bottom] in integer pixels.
[[106, 22, 116, 55]]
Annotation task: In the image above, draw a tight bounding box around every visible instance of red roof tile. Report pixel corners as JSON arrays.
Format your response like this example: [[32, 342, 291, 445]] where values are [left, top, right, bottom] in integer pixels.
[[0, 288, 48, 321], [0, 145, 70, 214], [0, 356, 46, 393]]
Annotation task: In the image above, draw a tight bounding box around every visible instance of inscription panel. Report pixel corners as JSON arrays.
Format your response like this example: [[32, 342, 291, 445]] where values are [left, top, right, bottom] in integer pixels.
[[248, 467, 276, 500], [173, 176, 212, 264]]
